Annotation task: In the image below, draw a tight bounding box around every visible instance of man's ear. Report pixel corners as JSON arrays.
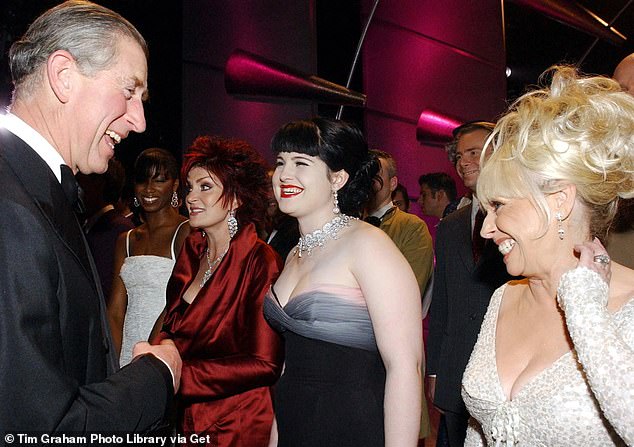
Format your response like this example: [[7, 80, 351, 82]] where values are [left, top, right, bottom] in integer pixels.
[[47, 50, 76, 104], [389, 175, 398, 193], [331, 169, 350, 192]]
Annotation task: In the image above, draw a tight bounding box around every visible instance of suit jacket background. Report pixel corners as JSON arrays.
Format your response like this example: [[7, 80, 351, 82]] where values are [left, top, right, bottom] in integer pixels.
[[426, 204, 514, 413]]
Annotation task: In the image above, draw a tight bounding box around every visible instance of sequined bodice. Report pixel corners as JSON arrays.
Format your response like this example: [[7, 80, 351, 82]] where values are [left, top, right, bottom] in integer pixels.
[[462, 268, 634, 447]]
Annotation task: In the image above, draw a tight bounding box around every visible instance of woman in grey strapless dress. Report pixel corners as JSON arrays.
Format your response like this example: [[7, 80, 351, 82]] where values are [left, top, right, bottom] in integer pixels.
[[264, 118, 424, 446]]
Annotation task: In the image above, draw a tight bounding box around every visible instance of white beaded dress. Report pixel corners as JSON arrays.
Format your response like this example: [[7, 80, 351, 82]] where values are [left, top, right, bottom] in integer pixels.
[[462, 267, 634, 447], [118, 220, 188, 366]]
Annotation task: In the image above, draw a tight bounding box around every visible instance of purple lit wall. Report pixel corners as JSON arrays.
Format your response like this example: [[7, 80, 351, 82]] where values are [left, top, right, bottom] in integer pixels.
[[361, 0, 507, 209], [182, 1, 316, 164], [181, 1, 507, 205]]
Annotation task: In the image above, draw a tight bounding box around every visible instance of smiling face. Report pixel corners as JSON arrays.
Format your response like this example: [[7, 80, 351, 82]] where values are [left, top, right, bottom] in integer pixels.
[[273, 152, 335, 220], [481, 196, 558, 277], [455, 129, 490, 192], [69, 36, 147, 174], [134, 170, 178, 214], [186, 166, 234, 233]]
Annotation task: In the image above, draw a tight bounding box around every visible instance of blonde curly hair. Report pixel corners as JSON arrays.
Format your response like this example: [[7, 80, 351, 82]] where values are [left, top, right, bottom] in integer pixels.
[[477, 65, 634, 242]]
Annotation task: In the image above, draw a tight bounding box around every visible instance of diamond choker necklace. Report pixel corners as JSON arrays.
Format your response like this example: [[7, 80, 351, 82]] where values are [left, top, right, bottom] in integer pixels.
[[295, 214, 356, 258]]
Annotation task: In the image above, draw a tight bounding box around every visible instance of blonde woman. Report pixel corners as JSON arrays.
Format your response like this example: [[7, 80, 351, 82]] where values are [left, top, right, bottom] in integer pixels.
[[462, 66, 634, 446]]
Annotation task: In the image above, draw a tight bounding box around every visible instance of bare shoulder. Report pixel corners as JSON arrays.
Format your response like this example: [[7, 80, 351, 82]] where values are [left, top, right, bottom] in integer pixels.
[[346, 219, 397, 252], [344, 220, 409, 273], [173, 218, 191, 255]]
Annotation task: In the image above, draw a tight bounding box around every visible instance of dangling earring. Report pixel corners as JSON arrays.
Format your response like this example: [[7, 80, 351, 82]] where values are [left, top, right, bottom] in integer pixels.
[[556, 211, 565, 240], [133, 196, 140, 208], [227, 209, 238, 239], [171, 191, 179, 208], [332, 189, 340, 215]]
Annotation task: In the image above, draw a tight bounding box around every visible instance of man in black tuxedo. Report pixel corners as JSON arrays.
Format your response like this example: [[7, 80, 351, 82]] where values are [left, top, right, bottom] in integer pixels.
[[426, 121, 513, 446], [0, 0, 181, 433]]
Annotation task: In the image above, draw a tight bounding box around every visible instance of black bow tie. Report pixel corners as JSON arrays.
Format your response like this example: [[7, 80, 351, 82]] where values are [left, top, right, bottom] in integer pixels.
[[364, 216, 381, 227], [364, 206, 397, 227], [60, 164, 86, 215]]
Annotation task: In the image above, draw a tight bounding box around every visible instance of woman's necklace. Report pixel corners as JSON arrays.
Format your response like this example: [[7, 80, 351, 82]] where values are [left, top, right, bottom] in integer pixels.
[[201, 245, 229, 287], [295, 213, 356, 258]]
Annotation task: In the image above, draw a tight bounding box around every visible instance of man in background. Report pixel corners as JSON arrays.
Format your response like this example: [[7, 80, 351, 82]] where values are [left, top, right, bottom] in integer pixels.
[[418, 172, 458, 218], [392, 182, 411, 212], [367, 150, 434, 298]]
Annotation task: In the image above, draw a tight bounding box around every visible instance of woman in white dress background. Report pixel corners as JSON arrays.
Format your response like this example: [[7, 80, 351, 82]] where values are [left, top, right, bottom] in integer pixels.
[[462, 66, 634, 446], [107, 148, 189, 366]]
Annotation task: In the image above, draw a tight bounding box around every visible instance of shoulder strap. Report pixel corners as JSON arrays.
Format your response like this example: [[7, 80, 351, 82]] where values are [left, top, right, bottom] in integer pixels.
[[125, 229, 133, 257], [170, 220, 189, 260]]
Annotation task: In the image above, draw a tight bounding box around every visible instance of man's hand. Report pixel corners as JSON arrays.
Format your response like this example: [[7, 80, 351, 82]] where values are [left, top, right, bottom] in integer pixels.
[[133, 339, 182, 393]]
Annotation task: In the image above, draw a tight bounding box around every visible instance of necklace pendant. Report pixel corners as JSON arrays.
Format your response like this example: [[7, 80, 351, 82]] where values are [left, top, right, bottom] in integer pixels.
[[200, 269, 212, 288], [200, 245, 230, 287]]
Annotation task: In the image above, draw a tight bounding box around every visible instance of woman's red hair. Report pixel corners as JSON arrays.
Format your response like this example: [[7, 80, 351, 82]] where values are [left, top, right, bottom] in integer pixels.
[[182, 135, 269, 227]]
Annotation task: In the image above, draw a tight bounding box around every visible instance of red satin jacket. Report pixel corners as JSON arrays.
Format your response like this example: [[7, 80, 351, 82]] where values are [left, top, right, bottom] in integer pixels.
[[158, 223, 283, 446]]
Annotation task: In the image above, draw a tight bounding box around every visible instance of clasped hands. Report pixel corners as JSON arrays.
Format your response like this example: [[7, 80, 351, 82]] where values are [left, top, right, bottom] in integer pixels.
[[133, 339, 182, 393]]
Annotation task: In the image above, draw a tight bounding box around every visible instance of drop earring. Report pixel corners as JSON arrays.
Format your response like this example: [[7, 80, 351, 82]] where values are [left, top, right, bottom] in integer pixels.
[[332, 189, 340, 215], [227, 210, 238, 239], [171, 191, 179, 208], [556, 211, 565, 240], [133, 196, 140, 208]]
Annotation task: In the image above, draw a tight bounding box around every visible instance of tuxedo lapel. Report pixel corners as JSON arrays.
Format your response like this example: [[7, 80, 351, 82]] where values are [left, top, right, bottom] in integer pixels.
[[0, 131, 94, 287], [453, 206, 476, 272], [0, 130, 118, 372]]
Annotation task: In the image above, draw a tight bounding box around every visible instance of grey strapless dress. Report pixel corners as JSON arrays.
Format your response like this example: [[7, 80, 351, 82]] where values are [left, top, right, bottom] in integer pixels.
[[264, 284, 385, 447]]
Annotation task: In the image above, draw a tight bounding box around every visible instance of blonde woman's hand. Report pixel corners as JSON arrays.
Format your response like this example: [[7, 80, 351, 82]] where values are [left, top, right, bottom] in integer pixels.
[[574, 237, 612, 285]]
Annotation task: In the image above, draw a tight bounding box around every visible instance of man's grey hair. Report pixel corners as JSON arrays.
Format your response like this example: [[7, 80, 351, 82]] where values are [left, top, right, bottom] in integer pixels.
[[9, 0, 147, 100]]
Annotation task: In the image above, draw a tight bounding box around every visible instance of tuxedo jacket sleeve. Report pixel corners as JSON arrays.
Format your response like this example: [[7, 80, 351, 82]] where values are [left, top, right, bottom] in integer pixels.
[[0, 131, 172, 433]]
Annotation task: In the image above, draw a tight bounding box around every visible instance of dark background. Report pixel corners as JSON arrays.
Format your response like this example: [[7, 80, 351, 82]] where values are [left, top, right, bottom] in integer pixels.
[[1, 0, 633, 169]]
